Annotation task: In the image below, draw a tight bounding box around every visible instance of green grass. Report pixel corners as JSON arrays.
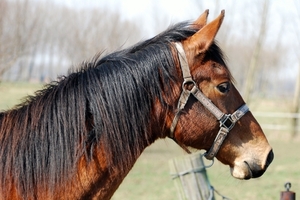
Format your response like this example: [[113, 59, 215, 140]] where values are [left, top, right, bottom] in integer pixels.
[[0, 82, 43, 110], [0, 82, 299, 200]]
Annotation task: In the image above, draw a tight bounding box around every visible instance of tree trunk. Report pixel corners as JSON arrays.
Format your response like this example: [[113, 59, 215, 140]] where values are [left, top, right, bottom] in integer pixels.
[[291, 64, 300, 137], [243, 0, 269, 103]]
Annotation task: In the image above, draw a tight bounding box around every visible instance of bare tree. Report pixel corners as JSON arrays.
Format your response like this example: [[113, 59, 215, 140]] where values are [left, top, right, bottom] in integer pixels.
[[0, 0, 46, 81], [292, 63, 300, 136], [0, 1, 143, 81], [55, 7, 143, 63], [243, 0, 270, 103], [291, 0, 300, 137], [0, 0, 15, 78]]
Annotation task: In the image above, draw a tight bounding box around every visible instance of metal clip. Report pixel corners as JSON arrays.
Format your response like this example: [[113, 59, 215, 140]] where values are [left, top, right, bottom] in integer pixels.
[[219, 114, 235, 130]]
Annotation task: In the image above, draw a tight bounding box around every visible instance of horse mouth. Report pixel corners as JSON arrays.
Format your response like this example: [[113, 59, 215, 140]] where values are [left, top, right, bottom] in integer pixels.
[[231, 149, 274, 180], [230, 162, 264, 180], [243, 161, 265, 179]]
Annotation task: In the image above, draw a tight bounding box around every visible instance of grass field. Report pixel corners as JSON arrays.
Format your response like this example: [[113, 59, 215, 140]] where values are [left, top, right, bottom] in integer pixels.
[[0, 82, 299, 200]]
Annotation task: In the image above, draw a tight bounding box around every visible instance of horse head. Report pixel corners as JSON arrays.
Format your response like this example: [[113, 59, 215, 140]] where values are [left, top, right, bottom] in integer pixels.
[[169, 10, 273, 180]]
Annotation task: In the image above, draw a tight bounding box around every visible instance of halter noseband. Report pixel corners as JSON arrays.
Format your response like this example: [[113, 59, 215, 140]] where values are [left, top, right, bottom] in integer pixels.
[[170, 42, 249, 160]]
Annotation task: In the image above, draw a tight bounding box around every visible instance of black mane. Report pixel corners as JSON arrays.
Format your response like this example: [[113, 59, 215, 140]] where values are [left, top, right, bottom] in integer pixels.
[[0, 21, 202, 198]]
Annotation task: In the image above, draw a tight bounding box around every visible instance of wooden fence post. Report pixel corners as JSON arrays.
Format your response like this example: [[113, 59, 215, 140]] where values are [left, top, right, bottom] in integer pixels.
[[169, 152, 214, 200]]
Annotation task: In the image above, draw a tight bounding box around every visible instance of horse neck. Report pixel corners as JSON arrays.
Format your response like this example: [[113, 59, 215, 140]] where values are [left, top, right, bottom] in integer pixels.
[[55, 141, 150, 200], [62, 103, 169, 199], [1, 109, 155, 200]]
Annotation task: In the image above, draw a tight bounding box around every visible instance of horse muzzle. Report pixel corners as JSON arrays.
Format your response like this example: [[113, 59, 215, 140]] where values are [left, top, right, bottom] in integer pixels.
[[230, 149, 274, 180]]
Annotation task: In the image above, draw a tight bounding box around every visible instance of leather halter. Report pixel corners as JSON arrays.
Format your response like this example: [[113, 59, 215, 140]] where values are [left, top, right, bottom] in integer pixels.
[[170, 42, 249, 160]]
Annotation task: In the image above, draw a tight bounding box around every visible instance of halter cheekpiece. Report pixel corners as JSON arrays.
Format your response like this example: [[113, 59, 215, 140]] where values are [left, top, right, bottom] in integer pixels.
[[170, 42, 249, 160]]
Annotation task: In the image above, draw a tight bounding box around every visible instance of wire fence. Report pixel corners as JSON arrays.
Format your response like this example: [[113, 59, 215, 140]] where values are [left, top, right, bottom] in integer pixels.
[[253, 112, 300, 134]]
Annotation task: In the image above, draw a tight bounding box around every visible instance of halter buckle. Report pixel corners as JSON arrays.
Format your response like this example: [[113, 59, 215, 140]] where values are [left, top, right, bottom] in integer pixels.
[[219, 114, 235, 131], [182, 77, 196, 91]]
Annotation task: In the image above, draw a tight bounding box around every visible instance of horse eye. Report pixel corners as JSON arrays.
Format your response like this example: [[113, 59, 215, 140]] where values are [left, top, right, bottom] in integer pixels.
[[217, 82, 230, 93]]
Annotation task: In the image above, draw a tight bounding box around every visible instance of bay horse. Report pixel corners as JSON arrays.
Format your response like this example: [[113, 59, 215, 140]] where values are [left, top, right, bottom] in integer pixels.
[[0, 10, 273, 199]]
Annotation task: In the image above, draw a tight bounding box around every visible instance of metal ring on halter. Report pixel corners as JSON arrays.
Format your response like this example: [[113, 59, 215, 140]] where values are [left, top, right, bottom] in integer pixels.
[[201, 153, 214, 168], [182, 77, 196, 90]]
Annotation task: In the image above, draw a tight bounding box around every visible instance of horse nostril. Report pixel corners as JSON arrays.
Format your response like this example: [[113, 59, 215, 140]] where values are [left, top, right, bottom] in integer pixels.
[[265, 149, 274, 167]]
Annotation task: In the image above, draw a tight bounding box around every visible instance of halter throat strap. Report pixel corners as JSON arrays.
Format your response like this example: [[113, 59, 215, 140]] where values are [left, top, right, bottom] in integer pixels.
[[170, 42, 249, 160]]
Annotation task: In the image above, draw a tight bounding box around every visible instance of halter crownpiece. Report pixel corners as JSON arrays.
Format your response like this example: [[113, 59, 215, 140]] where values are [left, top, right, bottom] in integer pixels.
[[170, 42, 249, 160]]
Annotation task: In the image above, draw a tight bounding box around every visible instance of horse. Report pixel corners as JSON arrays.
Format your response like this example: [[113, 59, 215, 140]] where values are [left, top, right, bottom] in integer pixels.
[[0, 10, 273, 199]]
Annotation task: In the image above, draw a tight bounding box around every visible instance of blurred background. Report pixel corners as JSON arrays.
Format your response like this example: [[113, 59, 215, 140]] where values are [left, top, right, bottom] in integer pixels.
[[1, 0, 300, 134], [0, 0, 299, 199]]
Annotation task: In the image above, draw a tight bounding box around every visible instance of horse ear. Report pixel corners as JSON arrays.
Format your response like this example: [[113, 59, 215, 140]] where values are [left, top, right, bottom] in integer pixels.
[[187, 10, 225, 54], [193, 9, 209, 27]]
